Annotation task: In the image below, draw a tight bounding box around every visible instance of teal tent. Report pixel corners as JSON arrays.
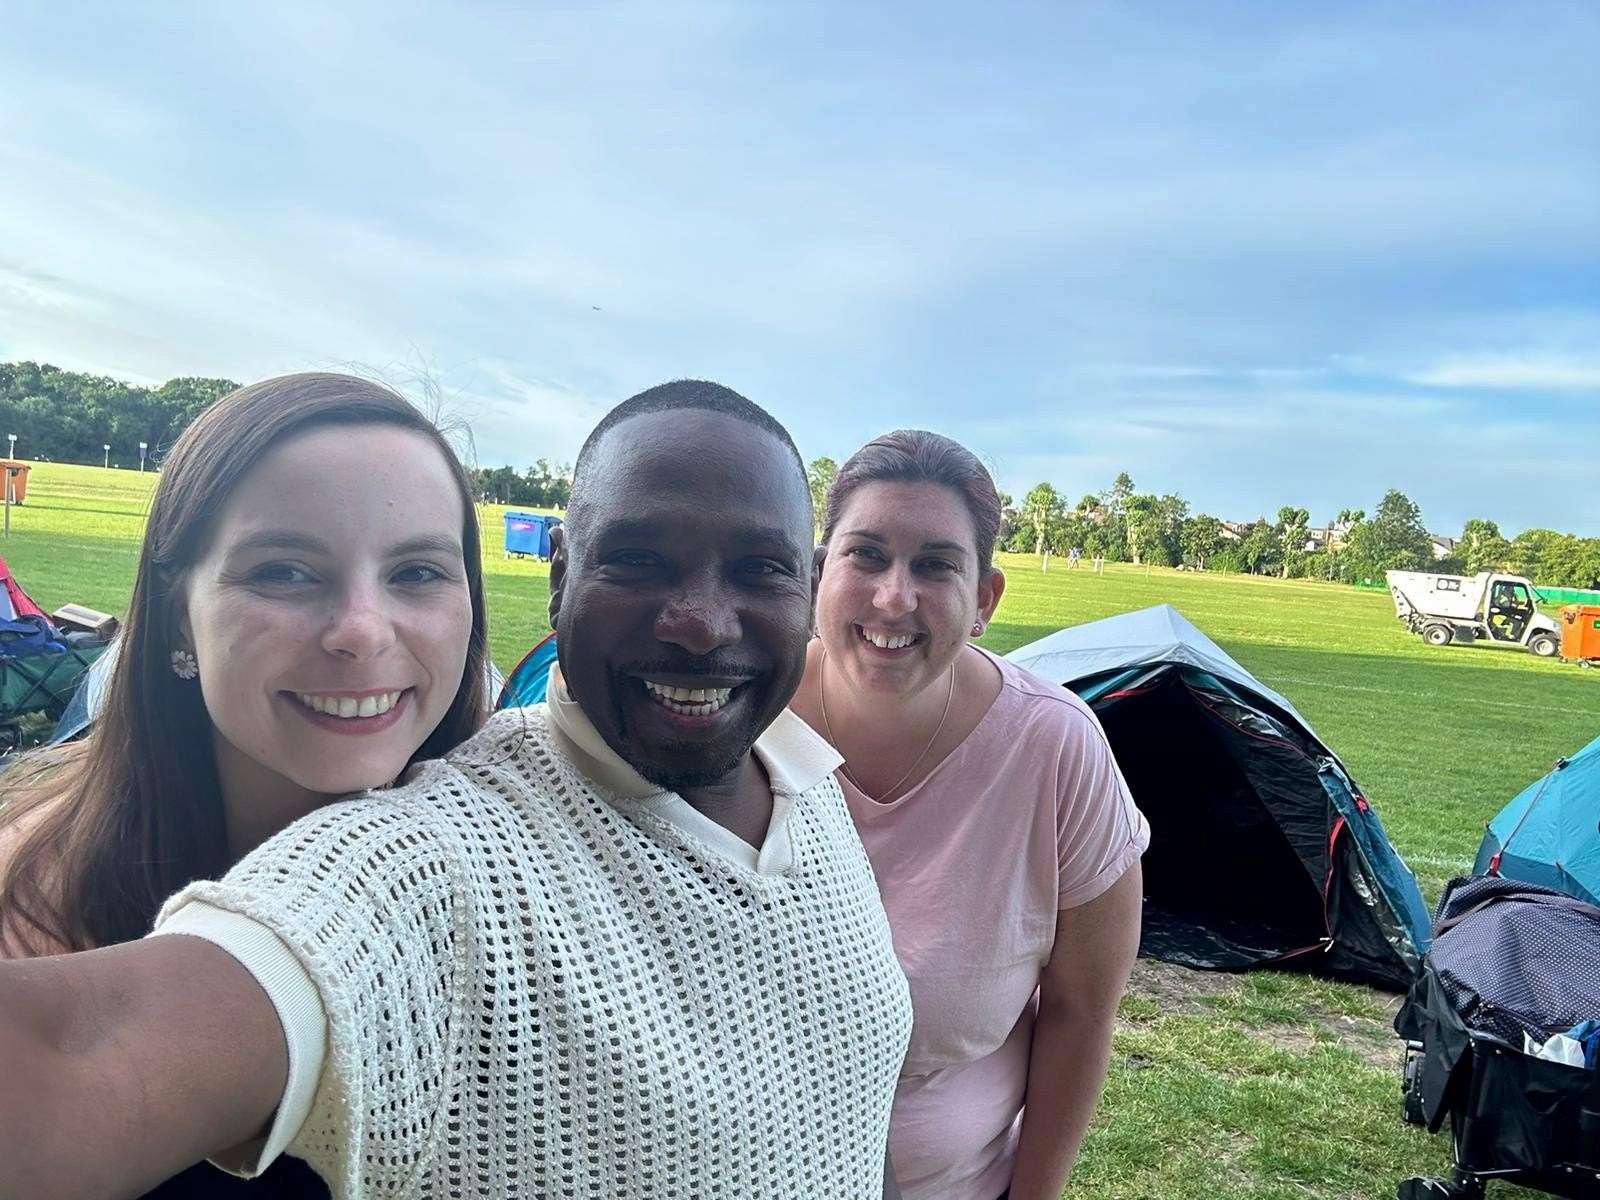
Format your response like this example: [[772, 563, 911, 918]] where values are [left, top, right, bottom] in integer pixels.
[[1009, 604, 1432, 989], [1474, 735, 1600, 905]]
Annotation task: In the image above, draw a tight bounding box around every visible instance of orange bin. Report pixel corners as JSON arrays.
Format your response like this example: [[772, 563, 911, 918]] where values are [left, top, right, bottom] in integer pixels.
[[1558, 604, 1600, 662], [1, 460, 28, 504]]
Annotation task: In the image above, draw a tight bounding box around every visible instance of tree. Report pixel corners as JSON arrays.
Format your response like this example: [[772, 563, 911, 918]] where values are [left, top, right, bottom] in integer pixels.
[[1457, 518, 1510, 575], [1275, 506, 1310, 578], [1096, 472, 1135, 562], [1343, 489, 1432, 582], [1021, 482, 1065, 563], [1240, 518, 1281, 575], [1124, 492, 1186, 567], [1181, 514, 1224, 570], [806, 456, 838, 533]]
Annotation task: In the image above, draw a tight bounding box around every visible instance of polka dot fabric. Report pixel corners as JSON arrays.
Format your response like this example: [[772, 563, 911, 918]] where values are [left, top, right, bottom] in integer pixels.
[[168, 707, 914, 1199], [1426, 874, 1600, 1047]]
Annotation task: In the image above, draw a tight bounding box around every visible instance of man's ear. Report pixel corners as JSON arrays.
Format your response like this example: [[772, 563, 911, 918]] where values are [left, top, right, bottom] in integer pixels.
[[547, 525, 567, 630], [809, 545, 828, 630]]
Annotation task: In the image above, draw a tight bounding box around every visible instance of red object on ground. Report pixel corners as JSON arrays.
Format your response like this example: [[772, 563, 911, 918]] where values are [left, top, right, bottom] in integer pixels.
[[0, 553, 49, 621]]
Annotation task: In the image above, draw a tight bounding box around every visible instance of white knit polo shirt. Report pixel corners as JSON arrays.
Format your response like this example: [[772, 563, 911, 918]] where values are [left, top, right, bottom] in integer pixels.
[[153, 675, 912, 1199]]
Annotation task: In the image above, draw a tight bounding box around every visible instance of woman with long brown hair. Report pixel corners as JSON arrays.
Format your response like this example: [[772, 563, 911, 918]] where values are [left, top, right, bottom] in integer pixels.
[[0, 372, 490, 1196]]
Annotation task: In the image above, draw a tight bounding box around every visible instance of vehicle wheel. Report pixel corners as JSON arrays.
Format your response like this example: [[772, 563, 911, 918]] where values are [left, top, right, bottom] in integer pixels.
[[1528, 634, 1558, 658], [1423, 624, 1453, 647]]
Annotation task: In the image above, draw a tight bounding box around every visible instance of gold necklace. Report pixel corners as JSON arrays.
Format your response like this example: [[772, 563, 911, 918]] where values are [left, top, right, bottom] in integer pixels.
[[818, 647, 956, 802]]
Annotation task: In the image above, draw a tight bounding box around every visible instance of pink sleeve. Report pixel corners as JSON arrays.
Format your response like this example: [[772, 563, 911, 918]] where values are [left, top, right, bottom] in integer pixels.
[[1056, 706, 1151, 909]]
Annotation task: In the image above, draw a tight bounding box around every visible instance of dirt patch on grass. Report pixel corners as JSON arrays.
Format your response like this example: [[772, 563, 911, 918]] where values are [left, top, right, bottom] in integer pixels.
[[1123, 957, 1242, 1014], [1122, 957, 1407, 1072]]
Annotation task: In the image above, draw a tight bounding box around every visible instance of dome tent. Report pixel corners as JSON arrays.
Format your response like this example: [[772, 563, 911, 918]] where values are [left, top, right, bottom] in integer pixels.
[[1474, 734, 1600, 906], [1008, 604, 1431, 990]]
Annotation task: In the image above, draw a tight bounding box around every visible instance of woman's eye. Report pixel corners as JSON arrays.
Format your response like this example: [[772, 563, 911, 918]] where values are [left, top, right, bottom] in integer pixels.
[[845, 546, 883, 564], [392, 562, 449, 585], [248, 563, 315, 586]]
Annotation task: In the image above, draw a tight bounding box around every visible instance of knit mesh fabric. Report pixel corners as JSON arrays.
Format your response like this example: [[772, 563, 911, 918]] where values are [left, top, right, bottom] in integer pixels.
[[163, 707, 913, 1199]]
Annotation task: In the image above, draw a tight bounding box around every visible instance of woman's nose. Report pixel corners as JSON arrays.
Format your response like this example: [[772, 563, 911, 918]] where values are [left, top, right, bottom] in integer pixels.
[[873, 567, 918, 616], [321, 586, 398, 661]]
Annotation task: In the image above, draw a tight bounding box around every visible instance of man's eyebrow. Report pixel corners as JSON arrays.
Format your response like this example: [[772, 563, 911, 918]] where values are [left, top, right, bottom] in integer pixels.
[[840, 529, 969, 555], [730, 527, 807, 558], [590, 518, 664, 542]]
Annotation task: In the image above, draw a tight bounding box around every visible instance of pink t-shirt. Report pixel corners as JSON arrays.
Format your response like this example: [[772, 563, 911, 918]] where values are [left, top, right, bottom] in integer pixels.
[[840, 649, 1150, 1200]]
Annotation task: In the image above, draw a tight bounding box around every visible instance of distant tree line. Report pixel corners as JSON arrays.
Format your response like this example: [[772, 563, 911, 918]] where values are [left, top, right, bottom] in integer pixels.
[[6, 363, 1593, 588], [470, 461, 572, 509], [0, 361, 575, 508], [807, 456, 1599, 591], [0, 361, 237, 467]]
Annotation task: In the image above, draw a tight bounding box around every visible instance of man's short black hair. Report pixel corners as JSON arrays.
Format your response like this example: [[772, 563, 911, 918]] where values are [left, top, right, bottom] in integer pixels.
[[568, 380, 808, 528]]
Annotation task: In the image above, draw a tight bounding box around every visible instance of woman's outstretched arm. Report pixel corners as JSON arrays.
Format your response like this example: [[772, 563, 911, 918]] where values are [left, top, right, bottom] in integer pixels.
[[0, 935, 287, 1200]]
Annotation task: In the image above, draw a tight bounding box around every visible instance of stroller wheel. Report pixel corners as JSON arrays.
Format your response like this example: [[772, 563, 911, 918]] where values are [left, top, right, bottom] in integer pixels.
[[1400, 1043, 1427, 1127], [1397, 1176, 1485, 1200]]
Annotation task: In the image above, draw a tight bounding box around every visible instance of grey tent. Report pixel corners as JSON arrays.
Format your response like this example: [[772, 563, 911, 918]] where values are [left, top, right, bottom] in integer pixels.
[[1008, 604, 1431, 989]]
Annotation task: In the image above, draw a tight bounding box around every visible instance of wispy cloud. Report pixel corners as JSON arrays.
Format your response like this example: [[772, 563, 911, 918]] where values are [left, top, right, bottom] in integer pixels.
[[1406, 356, 1600, 391], [0, 1, 1596, 534]]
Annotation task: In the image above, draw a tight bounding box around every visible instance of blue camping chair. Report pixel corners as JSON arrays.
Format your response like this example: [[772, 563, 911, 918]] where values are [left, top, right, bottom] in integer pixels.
[[1, 615, 110, 756], [497, 632, 558, 709]]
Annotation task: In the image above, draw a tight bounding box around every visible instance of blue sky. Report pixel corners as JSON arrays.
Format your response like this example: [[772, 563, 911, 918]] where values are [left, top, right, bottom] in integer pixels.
[[2, 2, 1596, 535]]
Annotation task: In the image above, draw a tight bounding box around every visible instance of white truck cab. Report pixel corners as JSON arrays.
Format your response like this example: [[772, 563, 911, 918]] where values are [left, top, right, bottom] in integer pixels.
[[1386, 570, 1561, 657]]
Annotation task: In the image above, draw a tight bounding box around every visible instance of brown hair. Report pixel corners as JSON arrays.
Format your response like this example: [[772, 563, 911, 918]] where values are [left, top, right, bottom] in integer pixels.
[[822, 430, 1003, 577], [0, 373, 489, 954]]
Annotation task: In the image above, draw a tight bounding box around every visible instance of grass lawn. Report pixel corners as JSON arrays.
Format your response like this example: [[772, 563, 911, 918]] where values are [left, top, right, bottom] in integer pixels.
[[6, 462, 1598, 1199]]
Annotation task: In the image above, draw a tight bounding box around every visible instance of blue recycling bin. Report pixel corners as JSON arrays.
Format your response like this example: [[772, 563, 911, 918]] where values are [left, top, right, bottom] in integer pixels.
[[503, 512, 561, 559]]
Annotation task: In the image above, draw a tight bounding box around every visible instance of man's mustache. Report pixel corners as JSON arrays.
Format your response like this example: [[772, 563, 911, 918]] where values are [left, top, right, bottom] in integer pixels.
[[617, 657, 765, 680]]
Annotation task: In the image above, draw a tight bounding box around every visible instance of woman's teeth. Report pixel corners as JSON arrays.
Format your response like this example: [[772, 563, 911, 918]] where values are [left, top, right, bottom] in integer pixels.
[[643, 680, 734, 716], [295, 690, 403, 719], [859, 628, 919, 650]]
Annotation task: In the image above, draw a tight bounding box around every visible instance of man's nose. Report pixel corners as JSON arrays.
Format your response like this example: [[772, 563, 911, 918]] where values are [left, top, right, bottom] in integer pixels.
[[654, 578, 741, 657], [321, 583, 398, 661]]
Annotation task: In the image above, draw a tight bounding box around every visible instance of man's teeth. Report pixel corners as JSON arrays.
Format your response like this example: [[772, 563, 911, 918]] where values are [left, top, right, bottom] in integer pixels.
[[642, 680, 734, 715], [296, 691, 403, 719], [860, 628, 919, 650]]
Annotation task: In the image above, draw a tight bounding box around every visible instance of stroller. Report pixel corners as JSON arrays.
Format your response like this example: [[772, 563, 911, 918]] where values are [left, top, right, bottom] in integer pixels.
[[0, 554, 110, 755], [1396, 875, 1600, 1198]]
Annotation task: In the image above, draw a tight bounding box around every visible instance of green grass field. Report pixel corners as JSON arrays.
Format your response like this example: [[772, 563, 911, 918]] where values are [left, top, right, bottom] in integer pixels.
[[6, 462, 1597, 1198]]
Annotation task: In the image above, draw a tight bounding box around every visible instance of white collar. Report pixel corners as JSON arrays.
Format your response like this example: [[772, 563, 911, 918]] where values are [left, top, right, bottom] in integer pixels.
[[543, 663, 842, 873]]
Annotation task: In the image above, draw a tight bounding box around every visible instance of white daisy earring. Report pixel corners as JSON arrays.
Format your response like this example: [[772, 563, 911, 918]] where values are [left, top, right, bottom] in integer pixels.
[[170, 648, 199, 680], [971, 622, 984, 637]]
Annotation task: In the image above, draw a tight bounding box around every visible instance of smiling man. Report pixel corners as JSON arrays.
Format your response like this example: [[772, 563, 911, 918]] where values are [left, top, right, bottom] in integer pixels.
[[0, 381, 912, 1200]]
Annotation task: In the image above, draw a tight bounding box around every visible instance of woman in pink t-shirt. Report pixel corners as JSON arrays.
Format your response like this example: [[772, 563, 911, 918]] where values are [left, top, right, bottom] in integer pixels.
[[790, 431, 1150, 1200]]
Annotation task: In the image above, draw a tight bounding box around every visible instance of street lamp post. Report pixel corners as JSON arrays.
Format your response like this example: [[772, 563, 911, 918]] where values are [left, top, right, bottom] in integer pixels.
[[138, 441, 149, 472], [104, 443, 111, 469], [3, 434, 14, 534]]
